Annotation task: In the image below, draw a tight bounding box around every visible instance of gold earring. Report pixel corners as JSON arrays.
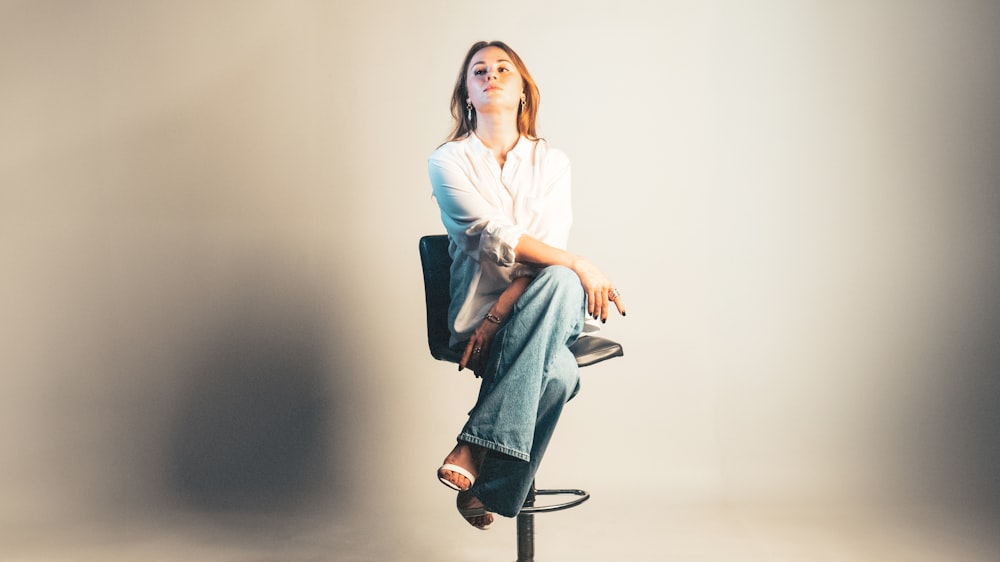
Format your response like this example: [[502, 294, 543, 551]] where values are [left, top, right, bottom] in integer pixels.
[[520, 94, 526, 111]]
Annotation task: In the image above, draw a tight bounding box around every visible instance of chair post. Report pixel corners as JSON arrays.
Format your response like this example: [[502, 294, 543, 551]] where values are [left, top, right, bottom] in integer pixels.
[[516, 482, 537, 561]]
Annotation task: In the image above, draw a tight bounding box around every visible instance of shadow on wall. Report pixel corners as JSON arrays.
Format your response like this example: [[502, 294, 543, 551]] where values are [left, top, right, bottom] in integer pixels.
[[164, 278, 353, 515], [923, 308, 1000, 514]]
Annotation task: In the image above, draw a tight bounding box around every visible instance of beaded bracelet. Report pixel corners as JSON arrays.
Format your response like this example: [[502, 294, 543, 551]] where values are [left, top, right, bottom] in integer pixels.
[[484, 312, 503, 324]]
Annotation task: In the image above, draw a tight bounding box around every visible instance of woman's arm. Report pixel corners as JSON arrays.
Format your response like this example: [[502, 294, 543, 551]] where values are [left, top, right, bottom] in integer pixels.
[[514, 235, 626, 323], [458, 233, 627, 376], [458, 275, 532, 375]]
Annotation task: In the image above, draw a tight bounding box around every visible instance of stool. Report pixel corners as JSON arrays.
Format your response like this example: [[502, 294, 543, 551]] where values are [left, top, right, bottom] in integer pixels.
[[419, 234, 623, 561]]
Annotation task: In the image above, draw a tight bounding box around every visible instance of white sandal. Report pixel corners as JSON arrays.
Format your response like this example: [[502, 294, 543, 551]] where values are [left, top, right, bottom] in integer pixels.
[[437, 463, 476, 491]]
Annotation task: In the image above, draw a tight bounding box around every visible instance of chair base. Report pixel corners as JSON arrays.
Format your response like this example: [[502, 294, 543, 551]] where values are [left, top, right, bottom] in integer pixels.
[[516, 485, 590, 561]]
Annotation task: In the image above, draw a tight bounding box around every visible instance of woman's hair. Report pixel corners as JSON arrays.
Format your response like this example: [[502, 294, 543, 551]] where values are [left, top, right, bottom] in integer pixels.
[[447, 40, 540, 142]]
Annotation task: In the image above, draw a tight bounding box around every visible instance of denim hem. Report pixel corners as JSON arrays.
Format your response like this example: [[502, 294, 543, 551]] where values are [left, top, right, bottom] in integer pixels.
[[458, 433, 530, 463], [471, 490, 520, 519]]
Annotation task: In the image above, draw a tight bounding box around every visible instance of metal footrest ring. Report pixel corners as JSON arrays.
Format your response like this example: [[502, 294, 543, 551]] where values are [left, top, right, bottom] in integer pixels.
[[519, 488, 590, 514]]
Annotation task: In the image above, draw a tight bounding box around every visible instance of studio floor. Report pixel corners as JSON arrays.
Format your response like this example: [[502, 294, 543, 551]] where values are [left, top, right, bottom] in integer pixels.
[[4, 495, 997, 561], [399, 498, 999, 562]]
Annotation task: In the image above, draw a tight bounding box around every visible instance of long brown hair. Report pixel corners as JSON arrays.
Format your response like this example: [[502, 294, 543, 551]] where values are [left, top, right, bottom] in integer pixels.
[[447, 41, 541, 142]]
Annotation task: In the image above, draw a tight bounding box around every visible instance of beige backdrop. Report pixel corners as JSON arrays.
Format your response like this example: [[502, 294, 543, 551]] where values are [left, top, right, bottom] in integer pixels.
[[2, 0, 998, 559]]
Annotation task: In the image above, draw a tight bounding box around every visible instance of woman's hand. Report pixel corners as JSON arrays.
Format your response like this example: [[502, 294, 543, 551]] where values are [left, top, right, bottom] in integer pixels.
[[458, 276, 530, 376], [459, 318, 502, 376], [571, 256, 627, 323], [512, 235, 627, 323]]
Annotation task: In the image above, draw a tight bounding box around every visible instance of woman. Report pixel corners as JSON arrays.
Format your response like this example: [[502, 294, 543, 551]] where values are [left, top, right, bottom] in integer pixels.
[[428, 40, 626, 529]]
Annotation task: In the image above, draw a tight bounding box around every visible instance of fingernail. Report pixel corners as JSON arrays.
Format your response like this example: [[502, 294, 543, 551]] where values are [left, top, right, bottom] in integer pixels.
[[622, 311, 627, 317]]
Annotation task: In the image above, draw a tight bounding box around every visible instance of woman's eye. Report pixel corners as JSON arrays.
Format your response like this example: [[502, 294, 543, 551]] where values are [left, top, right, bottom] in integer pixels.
[[473, 69, 486, 76]]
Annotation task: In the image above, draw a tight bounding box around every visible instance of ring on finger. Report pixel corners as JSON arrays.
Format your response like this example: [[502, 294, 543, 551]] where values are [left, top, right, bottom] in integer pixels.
[[609, 288, 621, 300], [473, 346, 482, 354]]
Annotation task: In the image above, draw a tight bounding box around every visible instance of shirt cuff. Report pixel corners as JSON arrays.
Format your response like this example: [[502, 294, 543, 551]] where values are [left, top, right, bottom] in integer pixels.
[[475, 221, 525, 267]]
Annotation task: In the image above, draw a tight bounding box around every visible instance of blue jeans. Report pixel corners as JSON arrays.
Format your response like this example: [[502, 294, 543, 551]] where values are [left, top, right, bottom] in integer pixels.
[[456, 266, 585, 517]]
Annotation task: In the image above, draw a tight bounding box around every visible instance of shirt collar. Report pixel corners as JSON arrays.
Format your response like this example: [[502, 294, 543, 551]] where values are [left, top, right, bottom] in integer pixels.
[[468, 133, 531, 161]]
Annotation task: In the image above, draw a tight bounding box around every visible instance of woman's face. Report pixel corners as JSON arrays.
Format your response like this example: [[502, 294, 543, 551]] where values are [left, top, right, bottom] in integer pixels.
[[466, 46, 524, 115]]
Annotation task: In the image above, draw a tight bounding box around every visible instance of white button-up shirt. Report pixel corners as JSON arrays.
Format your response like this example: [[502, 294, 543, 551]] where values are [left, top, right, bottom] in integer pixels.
[[428, 133, 573, 345]]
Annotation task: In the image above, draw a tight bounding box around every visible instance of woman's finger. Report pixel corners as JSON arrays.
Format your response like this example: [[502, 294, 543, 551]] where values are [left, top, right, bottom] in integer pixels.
[[590, 287, 610, 321], [459, 338, 482, 371], [609, 288, 626, 317], [459, 341, 473, 371], [471, 343, 489, 375]]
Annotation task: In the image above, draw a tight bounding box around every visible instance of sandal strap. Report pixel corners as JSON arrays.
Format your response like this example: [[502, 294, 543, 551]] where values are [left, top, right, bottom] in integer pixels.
[[438, 463, 476, 488]]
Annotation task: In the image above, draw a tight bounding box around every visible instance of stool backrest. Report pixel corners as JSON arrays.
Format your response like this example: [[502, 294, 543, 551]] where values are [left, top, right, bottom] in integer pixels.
[[418, 235, 462, 363]]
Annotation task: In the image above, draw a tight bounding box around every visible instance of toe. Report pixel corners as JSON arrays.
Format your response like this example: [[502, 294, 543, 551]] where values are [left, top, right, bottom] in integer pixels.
[[457, 491, 493, 530], [470, 514, 492, 530], [439, 468, 470, 491]]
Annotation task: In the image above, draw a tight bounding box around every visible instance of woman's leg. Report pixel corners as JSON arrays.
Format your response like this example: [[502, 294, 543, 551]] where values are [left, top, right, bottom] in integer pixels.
[[458, 265, 585, 518]]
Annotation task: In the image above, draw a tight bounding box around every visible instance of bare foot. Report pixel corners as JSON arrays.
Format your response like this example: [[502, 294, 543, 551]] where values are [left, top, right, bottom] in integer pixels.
[[438, 441, 484, 491], [457, 490, 493, 530]]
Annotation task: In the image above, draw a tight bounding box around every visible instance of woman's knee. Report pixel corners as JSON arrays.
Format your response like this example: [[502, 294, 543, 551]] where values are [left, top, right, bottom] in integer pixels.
[[535, 266, 583, 304], [543, 353, 580, 401]]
